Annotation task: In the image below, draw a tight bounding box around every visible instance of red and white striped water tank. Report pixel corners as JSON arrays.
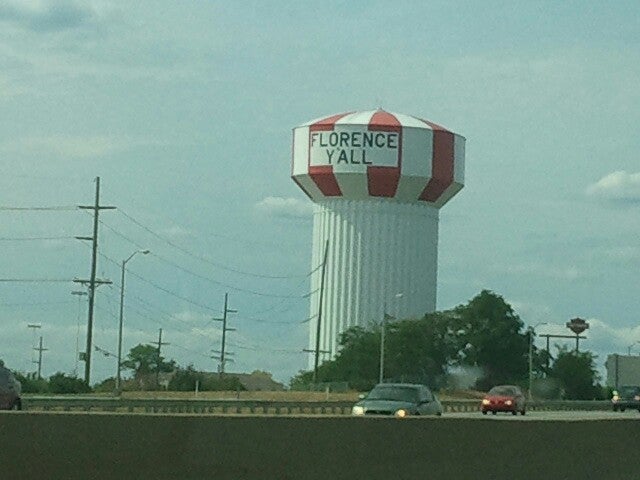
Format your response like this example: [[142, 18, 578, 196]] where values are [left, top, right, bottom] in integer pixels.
[[291, 109, 465, 365]]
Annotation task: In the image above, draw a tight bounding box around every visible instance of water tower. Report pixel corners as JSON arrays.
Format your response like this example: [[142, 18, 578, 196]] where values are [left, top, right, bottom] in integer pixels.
[[291, 110, 465, 366]]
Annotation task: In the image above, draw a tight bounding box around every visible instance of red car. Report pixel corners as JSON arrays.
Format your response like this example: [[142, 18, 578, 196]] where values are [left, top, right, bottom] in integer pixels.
[[0, 363, 22, 411], [481, 385, 526, 416]]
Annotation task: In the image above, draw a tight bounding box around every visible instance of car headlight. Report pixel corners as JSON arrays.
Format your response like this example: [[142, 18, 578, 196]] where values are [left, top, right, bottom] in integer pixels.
[[352, 405, 365, 416], [505, 400, 512, 406], [394, 409, 407, 418], [612, 395, 620, 402], [481, 399, 490, 405]]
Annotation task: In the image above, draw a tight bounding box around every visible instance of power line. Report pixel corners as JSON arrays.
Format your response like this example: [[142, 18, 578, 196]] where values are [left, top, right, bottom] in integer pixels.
[[237, 314, 314, 325], [92, 248, 221, 313], [171, 342, 212, 359], [0, 206, 78, 211], [2, 300, 74, 307], [117, 208, 313, 280], [0, 278, 73, 283], [97, 287, 218, 341], [94, 345, 117, 358], [227, 340, 302, 355], [98, 218, 312, 299], [0, 236, 75, 241]]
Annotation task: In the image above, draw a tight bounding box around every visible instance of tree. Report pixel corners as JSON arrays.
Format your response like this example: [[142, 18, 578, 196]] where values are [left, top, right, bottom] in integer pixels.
[[121, 344, 176, 389], [290, 290, 534, 392], [168, 365, 246, 392], [48, 372, 91, 394], [452, 290, 529, 390], [549, 345, 602, 400], [290, 312, 459, 390], [385, 312, 460, 386], [14, 372, 48, 394]]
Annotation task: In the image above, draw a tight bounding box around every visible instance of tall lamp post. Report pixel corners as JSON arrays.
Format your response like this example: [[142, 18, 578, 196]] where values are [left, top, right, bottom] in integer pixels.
[[627, 341, 639, 356], [528, 322, 547, 401], [116, 249, 149, 393], [379, 293, 403, 384]]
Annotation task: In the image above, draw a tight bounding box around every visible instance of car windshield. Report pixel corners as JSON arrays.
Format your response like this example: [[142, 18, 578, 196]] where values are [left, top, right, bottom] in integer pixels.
[[619, 386, 639, 397], [488, 386, 517, 396], [366, 386, 419, 402]]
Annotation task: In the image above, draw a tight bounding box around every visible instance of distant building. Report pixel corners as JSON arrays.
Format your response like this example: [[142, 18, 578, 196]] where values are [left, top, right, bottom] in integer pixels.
[[207, 370, 285, 391], [605, 354, 640, 388]]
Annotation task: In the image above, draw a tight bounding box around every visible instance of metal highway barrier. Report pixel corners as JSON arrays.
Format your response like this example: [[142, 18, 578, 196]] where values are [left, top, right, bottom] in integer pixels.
[[21, 396, 613, 414]]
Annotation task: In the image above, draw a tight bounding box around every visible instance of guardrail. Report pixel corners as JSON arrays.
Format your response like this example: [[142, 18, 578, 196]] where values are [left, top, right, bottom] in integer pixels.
[[19, 396, 613, 414]]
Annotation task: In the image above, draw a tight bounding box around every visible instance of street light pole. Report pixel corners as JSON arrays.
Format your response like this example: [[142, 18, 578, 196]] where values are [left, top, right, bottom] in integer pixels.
[[528, 322, 547, 401], [116, 249, 149, 393], [379, 293, 403, 384], [627, 341, 639, 356]]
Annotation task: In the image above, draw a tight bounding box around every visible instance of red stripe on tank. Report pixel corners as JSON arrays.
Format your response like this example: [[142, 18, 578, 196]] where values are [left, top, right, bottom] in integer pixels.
[[308, 166, 342, 196], [309, 112, 353, 131], [367, 111, 402, 198], [419, 121, 454, 202], [307, 113, 352, 196]]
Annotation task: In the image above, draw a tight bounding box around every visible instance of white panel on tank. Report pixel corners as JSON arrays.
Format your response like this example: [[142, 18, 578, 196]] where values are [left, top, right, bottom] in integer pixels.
[[292, 127, 310, 176], [335, 111, 374, 125], [307, 199, 439, 366]]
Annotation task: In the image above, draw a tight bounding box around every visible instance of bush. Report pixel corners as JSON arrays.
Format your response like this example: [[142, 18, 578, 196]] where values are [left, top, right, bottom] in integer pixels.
[[93, 377, 116, 393], [168, 365, 246, 392], [14, 372, 49, 394], [48, 372, 92, 394]]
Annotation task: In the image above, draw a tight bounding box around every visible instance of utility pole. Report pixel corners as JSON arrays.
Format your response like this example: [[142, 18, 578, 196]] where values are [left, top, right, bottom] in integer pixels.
[[538, 333, 587, 372], [27, 323, 41, 374], [71, 290, 87, 377], [152, 328, 170, 387], [76, 176, 115, 385], [33, 336, 48, 380], [212, 293, 237, 374], [305, 240, 329, 385]]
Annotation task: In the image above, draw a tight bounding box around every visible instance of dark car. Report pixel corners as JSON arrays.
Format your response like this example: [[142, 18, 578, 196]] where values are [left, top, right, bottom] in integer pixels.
[[0, 362, 22, 410], [352, 383, 443, 417], [481, 385, 526, 416], [611, 386, 640, 412]]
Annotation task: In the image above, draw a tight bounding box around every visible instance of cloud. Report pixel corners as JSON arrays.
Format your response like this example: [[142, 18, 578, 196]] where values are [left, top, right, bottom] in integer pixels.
[[255, 197, 313, 219], [499, 263, 583, 281], [0, 0, 97, 33], [586, 171, 640, 204], [603, 246, 640, 263], [158, 225, 192, 239], [0, 134, 168, 159]]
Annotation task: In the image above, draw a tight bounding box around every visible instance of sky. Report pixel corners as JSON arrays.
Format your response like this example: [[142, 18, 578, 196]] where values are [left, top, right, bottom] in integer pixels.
[[0, 0, 639, 385]]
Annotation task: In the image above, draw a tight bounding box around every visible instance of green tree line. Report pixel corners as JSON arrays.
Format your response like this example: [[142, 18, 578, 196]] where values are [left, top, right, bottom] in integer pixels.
[[292, 290, 604, 399]]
